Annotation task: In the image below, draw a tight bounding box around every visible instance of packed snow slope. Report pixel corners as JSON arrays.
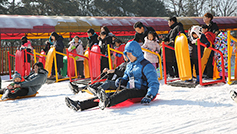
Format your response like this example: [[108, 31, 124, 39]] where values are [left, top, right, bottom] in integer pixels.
[[1, 75, 237, 134]]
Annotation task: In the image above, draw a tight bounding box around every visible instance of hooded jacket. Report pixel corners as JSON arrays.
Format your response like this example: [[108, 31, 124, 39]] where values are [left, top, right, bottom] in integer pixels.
[[122, 41, 159, 96], [20, 68, 48, 95]]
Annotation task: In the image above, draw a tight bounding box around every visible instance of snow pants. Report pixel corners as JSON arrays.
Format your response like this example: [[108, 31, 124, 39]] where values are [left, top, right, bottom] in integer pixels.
[[108, 88, 147, 107]]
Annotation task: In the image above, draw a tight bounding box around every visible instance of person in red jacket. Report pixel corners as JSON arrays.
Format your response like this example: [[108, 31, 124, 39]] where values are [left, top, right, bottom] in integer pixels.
[[202, 25, 216, 79]]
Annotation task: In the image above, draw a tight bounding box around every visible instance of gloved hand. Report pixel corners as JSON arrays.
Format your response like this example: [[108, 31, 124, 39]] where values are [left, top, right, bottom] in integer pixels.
[[71, 46, 76, 50], [75, 56, 79, 60], [116, 53, 122, 57], [115, 77, 128, 88], [141, 94, 154, 104]]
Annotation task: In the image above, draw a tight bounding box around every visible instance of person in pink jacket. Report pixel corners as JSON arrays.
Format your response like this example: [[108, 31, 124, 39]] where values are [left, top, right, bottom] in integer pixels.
[[141, 31, 160, 68], [68, 36, 85, 78]]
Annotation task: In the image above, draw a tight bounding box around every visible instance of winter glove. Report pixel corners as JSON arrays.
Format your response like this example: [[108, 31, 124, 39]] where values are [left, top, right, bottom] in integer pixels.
[[115, 77, 128, 88], [75, 56, 79, 60], [116, 53, 122, 57], [141, 94, 154, 104], [71, 46, 76, 50]]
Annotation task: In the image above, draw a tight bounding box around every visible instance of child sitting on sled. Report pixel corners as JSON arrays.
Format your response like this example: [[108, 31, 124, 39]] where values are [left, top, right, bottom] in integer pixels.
[[1, 72, 24, 100]]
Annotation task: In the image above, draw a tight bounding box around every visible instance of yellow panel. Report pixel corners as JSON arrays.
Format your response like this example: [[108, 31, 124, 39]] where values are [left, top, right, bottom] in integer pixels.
[[26, 32, 70, 39]]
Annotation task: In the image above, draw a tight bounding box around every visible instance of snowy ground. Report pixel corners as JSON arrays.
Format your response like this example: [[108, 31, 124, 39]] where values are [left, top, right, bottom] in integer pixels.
[[1, 75, 237, 134]]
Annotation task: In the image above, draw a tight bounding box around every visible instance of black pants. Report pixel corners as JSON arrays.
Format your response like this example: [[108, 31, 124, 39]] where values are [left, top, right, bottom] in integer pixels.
[[108, 88, 147, 107], [0, 88, 29, 99], [80, 97, 99, 111], [191, 58, 199, 75], [166, 61, 179, 77], [100, 80, 116, 90], [76, 61, 84, 78], [101, 57, 109, 77], [204, 51, 214, 78], [51, 61, 61, 76]]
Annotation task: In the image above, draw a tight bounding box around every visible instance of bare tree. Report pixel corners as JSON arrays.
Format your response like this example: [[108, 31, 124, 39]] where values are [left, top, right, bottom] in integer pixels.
[[164, 0, 236, 17], [216, 0, 237, 16]]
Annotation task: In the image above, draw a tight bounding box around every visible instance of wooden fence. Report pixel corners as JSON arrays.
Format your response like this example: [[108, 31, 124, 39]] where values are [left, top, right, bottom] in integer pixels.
[[0, 46, 44, 75]]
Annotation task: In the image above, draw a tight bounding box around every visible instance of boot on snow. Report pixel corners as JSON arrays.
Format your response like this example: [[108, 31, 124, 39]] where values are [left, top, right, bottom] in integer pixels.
[[65, 97, 81, 111], [68, 82, 83, 94], [97, 88, 110, 110], [230, 90, 237, 103]]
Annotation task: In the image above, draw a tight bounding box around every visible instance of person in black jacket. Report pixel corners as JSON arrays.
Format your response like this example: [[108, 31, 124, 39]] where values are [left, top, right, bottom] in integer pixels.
[[98, 31, 113, 74], [49, 32, 64, 79], [65, 58, 129, 111], [203, 12, 219, 35], [133, 21, 158, 44], [163, 17, 185, 78], [87, 28, 99, 50]]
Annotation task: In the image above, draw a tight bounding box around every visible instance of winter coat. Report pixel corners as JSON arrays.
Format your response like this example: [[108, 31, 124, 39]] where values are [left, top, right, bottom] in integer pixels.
[[87, 33, 99, 50], [122, 41, 159, 97], [99, 36, 112, 55], [20, 68, 48, 95], [53, 35, 64, 69], [207, 21, 219, 34], [134, 26, 158, 43], [214, 32, 235, 73], [164, 22, 185, 62], [107, 61, 129, 81], [68, 40, 84, 61], [141, 37, 160, 63]]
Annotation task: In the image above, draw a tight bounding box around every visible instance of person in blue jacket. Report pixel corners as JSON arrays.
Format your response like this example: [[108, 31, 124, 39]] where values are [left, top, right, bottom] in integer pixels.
[[96, 40, 160, 110]]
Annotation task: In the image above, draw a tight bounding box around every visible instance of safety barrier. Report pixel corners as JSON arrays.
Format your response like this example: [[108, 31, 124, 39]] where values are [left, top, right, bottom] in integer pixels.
[[87, 48, 107, 84], [51, 50, 77, 83], [8, 49, 42, 79], [227, 31, 237, 84], [141, 48, 163, 80], [66, 49, 89, 82], [107, 44, 124, 70], [197, 39, 226, 86], [162, 42, 180, 84]]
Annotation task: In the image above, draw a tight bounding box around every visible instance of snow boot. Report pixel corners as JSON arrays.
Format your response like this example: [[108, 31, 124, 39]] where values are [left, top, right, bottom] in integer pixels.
[[68, 82, 80, 94], [65, 97, 81, 111], [87, 86, 97, 96], [1, 89, 9, 100], [98, 89, 110, 110], [230, 90, 237, 103]]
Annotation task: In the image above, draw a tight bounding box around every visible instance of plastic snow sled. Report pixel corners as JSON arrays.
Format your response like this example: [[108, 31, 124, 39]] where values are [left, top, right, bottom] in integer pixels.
[[45, 47, 55, 77], [93, 93, 159, 108], [174, 33, 192, 81], [0, 92, 38, 102]]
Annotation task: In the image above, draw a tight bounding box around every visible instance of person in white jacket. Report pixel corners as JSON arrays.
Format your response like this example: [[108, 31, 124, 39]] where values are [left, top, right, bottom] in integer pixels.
[[68, 36, 85, 78], [141, 31, 160, 68]]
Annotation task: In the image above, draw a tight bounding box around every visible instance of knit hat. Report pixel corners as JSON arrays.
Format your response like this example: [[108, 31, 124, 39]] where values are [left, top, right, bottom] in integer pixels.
[[13, 71, 22, 80]]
